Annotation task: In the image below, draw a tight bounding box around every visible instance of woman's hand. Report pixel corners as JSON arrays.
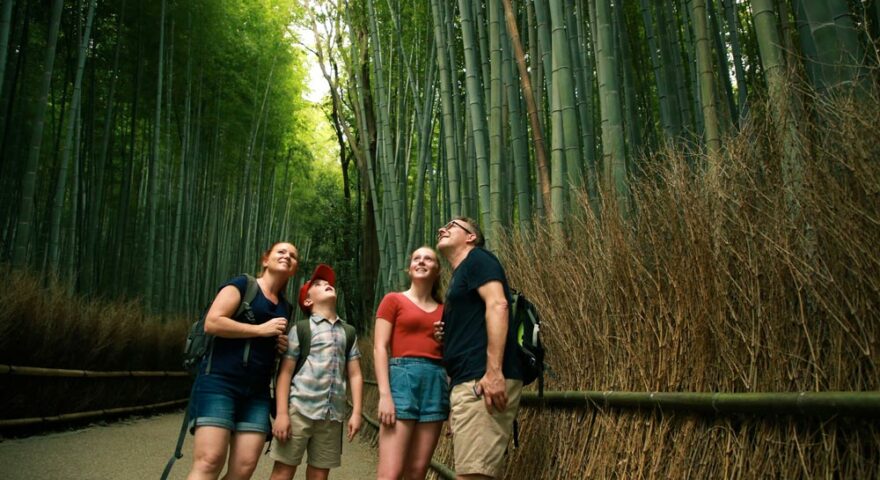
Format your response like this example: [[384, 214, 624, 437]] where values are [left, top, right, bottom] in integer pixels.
[[272, 413, 291, 441], [258, 317, 287, 337], [377, 395, 396, 426]]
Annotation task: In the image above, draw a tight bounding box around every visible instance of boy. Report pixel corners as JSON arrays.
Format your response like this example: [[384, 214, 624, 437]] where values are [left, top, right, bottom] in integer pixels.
[[269, 264, 364, 480]]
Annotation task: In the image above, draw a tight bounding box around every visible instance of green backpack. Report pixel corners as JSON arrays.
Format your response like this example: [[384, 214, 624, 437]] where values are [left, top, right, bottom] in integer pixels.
[[291, 318, 357, 377]]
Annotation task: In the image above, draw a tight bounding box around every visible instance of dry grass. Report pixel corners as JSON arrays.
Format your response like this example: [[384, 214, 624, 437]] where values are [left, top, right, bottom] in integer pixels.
[[0, 269, 190, 421], [361, 86, 880, 478]]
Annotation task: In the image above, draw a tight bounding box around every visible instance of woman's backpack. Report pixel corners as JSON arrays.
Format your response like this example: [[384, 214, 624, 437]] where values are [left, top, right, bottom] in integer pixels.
[[182, 275, 260, 375]]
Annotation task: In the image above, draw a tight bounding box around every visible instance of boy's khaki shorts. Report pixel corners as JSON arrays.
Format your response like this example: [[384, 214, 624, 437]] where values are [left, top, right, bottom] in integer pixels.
[[269, 406, 343, 469], [450, 379, 523, 478]]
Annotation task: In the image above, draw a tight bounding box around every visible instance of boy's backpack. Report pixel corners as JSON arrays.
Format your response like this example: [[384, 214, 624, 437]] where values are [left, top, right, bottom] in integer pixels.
[[511, 289, 545, 396], [291, 318, 356, 377], [183, 274, 261, 375]]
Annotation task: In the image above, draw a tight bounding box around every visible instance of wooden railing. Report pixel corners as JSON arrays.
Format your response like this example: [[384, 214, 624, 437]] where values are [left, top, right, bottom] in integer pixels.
[[362, 378, 880, 479], [1, 364, 189, 428]]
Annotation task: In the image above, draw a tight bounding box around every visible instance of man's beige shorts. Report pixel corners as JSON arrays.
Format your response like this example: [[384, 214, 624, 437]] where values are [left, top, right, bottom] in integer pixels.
[[450, 379, 523, 478], [268, 406, 343, 469]]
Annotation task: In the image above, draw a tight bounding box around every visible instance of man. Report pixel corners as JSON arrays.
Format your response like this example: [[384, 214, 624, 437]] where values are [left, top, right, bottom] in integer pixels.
[[436, 217, 523, 480]]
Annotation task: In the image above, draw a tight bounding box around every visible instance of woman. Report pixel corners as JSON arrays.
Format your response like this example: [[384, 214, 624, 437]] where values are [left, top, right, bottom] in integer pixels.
[[374, 246, 448, 480], [187, 242, 298, 480]]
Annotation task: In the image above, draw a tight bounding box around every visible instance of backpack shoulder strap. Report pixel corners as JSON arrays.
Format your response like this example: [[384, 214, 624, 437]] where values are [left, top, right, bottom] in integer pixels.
[[293, 319, 311, 377], [234, 274, 260, 318], [342, 323, 356, 360]]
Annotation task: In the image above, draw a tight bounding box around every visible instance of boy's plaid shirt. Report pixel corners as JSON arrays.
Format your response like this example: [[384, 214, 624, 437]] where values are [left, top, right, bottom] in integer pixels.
[[286, 314, 361, 421]]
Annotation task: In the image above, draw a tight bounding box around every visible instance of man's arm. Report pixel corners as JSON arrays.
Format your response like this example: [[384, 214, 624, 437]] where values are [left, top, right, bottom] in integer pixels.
[[477, 280, 509, 412]]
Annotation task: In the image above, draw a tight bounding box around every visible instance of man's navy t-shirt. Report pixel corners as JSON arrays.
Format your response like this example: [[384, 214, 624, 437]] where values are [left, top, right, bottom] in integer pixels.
[[201, 275, 290, 389], [442, 247, 522, 387]]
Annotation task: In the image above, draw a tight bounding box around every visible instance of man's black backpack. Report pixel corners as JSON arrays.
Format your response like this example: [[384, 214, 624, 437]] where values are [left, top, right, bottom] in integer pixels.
[[161, 274, 262, 480], [512, 289, 545, 396]]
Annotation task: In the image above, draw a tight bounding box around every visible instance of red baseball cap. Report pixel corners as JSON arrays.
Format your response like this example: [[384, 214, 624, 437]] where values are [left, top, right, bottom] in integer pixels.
[[298, 264, 336, 314]]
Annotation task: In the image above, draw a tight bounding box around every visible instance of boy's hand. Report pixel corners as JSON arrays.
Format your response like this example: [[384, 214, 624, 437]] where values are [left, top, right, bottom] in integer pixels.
[[377, 395, 396, 426], [275, 334, 288, 354], [272, 414, 291, 441], [347, 413, 362, 442], [432, 320, 445, 343]]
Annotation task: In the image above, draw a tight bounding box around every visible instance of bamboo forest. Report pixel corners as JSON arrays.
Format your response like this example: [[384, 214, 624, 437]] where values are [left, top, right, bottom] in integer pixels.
[[1, 0, 879, 478]]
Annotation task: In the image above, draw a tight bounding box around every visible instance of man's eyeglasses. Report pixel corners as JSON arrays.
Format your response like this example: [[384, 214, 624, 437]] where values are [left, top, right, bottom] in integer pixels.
[[441, 220, 473, 235]]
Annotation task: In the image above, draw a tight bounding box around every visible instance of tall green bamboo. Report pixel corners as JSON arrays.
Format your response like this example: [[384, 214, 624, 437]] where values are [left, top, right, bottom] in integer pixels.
[[722, 0, 748, 124], [430, 0, 461, 216], [458, 0, 492, 230], [0, 0, 13, 97], [502, 0, 551, 213], [12, 0, 63, 267], [48, 0, 98, 276], [489, 0, 504, 242], [549, 0, 583, 207], [145, 0, 166, 309], [500, 1, 531, 229], [690, 0, 721, 158], [640, 0, 675, 139], [592, 0, 627, 205], [367, 0, 405, 286], [799, 0, 866, 92]]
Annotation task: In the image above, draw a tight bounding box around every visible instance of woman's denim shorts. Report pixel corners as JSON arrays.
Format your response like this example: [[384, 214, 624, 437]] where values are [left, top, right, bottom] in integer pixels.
[[188, 372, 271, 434], [389, 357, 449, 422]]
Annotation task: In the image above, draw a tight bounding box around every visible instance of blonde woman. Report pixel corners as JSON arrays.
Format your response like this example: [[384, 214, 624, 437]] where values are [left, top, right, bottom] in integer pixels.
[[374, 247, 448, 480]]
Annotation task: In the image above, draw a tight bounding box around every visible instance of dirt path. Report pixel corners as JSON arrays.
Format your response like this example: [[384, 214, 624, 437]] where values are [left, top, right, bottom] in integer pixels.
[[0, 410, 378, 479]]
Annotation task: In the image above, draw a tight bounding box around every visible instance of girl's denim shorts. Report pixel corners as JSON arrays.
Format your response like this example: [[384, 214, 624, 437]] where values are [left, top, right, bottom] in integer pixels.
[[188, 372, 271, 434], [389, 357, 450, 422]]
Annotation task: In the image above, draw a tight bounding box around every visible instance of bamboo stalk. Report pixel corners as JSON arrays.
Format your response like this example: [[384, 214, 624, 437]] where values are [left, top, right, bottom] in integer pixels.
[[1, 365, 188, 378], [0, 398, 188, 428]]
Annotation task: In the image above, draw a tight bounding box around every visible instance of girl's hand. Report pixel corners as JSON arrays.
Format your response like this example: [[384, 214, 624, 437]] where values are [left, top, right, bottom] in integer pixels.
[[432, 320, 445, 343], [377, 395, 396, 426]]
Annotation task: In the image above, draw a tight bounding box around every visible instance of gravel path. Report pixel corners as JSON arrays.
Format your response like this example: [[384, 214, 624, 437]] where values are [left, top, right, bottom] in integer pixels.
[[0, 410, 378, 479]]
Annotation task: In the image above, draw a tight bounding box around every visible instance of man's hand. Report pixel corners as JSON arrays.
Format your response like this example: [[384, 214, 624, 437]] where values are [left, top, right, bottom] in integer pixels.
[[377, 395, 396, 426], [478, 369, 507, 412], [347, 413, 363, 441], [432, 320, 445, 343], [272, 413, 291, 441]]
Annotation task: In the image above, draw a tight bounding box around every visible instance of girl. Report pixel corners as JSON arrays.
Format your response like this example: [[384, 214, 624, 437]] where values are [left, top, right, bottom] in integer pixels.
[[374, 246, 448, 480]]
